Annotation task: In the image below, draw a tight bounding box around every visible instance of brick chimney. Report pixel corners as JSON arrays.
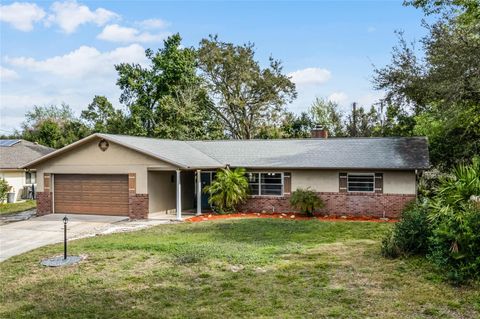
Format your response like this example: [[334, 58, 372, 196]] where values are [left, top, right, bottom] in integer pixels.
[[311, 125, 328, 138]]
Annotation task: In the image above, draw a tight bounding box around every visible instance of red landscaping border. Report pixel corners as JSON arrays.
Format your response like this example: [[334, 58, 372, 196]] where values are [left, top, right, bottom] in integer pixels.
[[186, 212, 398, 223]]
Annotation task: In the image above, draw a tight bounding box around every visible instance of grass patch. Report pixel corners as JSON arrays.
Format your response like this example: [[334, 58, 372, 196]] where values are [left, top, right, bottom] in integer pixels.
[[0, 200, 36, 215], [0, 219, 479, 318]]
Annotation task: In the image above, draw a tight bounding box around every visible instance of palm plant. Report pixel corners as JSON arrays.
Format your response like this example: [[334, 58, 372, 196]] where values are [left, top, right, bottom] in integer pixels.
[[428, 156, 480, 283], [290, 188, 324, 217], [203, 167, 249, 213], [429, 156, 480, 222]]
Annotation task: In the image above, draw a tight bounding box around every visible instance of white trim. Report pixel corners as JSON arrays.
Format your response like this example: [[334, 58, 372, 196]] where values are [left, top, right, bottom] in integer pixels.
[[247, 172, 284, 197], [196, 170, 202, 216], [176, 170, 182, 220]]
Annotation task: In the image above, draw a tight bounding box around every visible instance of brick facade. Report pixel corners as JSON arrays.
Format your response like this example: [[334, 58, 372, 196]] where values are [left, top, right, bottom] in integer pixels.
[[128, 193, 149, 219], [36, 191, 52, 216], [238, 192, 416, 218]]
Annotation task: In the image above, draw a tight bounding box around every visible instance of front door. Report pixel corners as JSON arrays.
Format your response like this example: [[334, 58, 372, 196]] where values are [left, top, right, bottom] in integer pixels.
[[199, 171, 217, 209]]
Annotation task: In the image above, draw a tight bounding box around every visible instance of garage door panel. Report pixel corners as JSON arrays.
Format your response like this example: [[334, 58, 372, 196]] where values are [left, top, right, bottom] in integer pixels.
[[54, 174, 129, 216]]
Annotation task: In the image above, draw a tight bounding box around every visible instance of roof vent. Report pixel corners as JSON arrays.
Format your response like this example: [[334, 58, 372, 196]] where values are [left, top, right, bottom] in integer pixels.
[[311, 125, 328, 139]]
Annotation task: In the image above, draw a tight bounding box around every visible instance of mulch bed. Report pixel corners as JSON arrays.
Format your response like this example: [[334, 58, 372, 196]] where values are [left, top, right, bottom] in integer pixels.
[[186, 213, 397, 223]]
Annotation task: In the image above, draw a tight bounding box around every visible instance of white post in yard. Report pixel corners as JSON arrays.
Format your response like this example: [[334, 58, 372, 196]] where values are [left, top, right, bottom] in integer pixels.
[[176, 170, 182, 220], [196, 170, 202, 216]]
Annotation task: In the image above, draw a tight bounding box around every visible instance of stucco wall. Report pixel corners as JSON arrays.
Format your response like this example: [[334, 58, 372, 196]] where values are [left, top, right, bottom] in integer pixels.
[[0, 170, 25, 202], [148, 171, 176, 213], [383, 171, 416, 194], [291, 170, 339, 192], [148, 170, 196, 214], [290, 170, 416, 195], [33, 138, 177, 194]]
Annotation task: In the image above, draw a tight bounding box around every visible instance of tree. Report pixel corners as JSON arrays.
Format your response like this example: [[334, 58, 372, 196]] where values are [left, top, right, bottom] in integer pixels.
[[21, 104, 90, 148], [344, 103, 380, 137], [81, 96, 127, 134], [308, 98, 344, 137], [375, 103, 416, 137], [198, 35, 297, 139], [115, 34, 224, 139], [279, 112, 314, 138], [373, 2, 480, 167]]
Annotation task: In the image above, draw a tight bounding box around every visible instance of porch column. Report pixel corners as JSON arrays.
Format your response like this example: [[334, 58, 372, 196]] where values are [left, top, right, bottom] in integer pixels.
[[176, 169, 182, 220], [196, 170, 202, 216]]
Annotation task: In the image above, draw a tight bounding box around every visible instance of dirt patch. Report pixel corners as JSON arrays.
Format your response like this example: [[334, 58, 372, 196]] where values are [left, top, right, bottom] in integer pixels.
[[186, 213, 397, 223]]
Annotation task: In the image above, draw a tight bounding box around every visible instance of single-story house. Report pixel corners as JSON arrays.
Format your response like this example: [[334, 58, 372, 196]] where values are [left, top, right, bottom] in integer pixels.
[[23, 128, 429, 219], [0, 139, 55, 202]]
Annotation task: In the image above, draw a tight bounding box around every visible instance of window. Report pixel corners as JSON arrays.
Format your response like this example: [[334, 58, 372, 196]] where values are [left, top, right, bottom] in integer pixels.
[[25, 171, 36, 184], [347, 173, 374, 192], [247, 172, 283, 196]]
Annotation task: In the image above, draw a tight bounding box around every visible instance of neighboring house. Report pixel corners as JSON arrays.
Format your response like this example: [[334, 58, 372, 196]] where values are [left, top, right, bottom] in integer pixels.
[[0, 139, 55, 202], [23, 128, 429, 219]]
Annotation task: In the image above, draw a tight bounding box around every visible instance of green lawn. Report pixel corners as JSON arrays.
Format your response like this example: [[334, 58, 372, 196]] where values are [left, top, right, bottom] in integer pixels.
[[0, 219, 478, 318], [0, 200, 36, 215]]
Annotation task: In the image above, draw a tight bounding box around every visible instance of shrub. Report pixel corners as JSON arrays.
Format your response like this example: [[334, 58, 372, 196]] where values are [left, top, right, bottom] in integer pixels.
[[289, 188, 324, 217], [203, 167, 249, 214], [428, 204, 480, 284], [0, 179, 10, 203], [417, 168, 451, 198], [381, 200, 432, 258], [381, 157, 480, 284], [427, 156, 480, 284]]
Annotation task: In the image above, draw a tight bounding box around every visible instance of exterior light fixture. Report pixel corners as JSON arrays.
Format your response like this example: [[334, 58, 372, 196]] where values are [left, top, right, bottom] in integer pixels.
[[63, 216, 68, 260], [98, 139, 109, 152]]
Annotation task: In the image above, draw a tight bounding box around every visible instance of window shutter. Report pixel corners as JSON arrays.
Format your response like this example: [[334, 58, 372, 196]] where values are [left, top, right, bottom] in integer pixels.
[[375, 173, 383, 193], [283, 172, 291, 195], [339, 173, 347, 193]]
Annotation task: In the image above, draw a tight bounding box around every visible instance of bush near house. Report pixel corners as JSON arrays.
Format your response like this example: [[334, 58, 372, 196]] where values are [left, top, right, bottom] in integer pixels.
[[203, 167, 249, 213], [0, 179, 10, 203], [290, 188, 325, 217], [382, 157, 480, 284], [381, 200, 431, 258]]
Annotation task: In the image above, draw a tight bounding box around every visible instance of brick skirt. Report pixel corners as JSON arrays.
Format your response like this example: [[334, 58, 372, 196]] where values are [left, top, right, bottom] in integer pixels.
[[238, 192, 415, 218]]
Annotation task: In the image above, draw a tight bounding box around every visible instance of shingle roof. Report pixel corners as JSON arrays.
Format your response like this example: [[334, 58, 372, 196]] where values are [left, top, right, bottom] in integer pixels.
[[102, 134, 222, 168], [23, 134, 430, 170], [102, 134, 429, 170], [0, 140, 55, 169], [186, 137, 430, 170]]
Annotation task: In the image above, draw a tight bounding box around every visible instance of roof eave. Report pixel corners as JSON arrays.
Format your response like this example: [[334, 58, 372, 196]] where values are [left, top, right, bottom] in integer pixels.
[[21, 133, 189, 170]]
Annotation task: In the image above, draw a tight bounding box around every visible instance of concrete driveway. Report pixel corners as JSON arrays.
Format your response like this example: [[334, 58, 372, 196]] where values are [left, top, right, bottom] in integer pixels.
[[0, 213, 171, 262]]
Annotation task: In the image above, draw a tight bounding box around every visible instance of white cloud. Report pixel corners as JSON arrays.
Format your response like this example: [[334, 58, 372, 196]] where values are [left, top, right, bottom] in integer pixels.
[[47, 0, 118, 34], [1, 44, 149, 131], [0, 2, 46, 31], [0, 66, 19, 81], [97, 24, 170, 43], [6, 44, 147, 78], [328, 92, 348, 104], [288, 67, 331, 86], [137, 18, 169, 29]]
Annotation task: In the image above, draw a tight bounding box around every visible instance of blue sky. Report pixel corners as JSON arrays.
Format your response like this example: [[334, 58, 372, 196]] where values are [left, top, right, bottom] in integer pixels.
[[0, 0, 427, 134]]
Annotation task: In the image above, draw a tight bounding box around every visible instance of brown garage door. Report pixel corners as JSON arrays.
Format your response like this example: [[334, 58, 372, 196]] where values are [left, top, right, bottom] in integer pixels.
[[54, 174, 129, 216]]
